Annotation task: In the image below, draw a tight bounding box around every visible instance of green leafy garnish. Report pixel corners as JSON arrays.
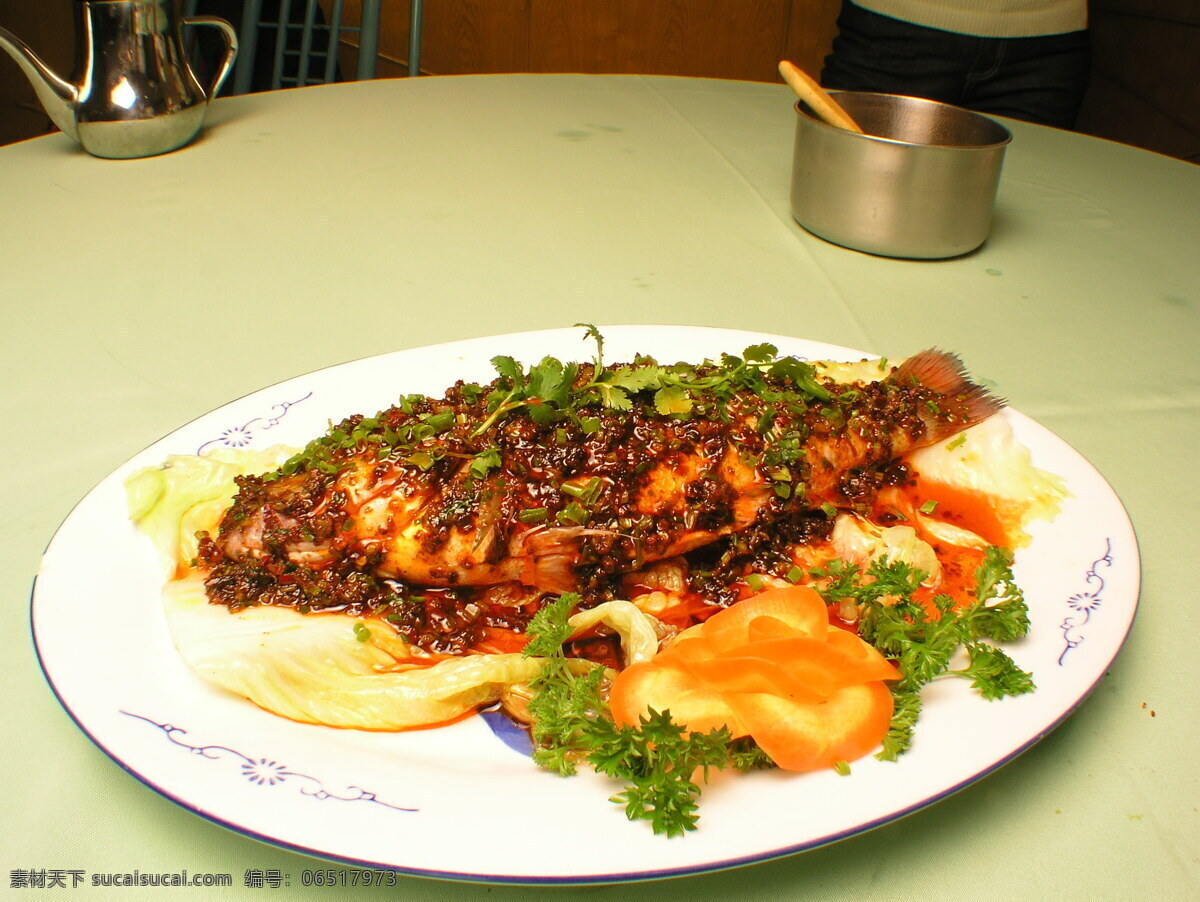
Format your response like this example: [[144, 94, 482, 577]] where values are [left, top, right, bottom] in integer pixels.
[[556, 501, 590, 526], [814, 547, 1035, 760], [523, 593, 579, 657], [952, 643, 1036, 700], [653, 385, 692, 417], [521, 593, 776, 836], [586, 710, 733, 837], [574, 322, 606, 370], [526, 658, 607, 777], [469, 448, 502, 479], [877, 685, 922, 762]]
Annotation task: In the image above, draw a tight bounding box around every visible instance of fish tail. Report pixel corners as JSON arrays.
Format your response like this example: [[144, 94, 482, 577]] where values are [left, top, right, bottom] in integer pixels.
[[893, 348, 1005, 443]]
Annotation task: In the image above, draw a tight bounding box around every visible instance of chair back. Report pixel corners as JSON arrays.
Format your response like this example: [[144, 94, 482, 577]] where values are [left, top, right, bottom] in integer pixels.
[[184, 0, 384, 94]]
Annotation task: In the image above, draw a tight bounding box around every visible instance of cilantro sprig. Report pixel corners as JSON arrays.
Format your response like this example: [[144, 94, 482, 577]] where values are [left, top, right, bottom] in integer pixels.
[[468, 325, 835, 441]]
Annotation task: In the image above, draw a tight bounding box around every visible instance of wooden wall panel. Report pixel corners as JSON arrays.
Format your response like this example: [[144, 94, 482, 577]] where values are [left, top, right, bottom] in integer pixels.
[[369, 1, 835, 81], [327, 0, 517, 77], [526, 0, 789, 81], [782, 0, 841, 82], [0, 0, 73, 146], [415, 0, 531, 75]]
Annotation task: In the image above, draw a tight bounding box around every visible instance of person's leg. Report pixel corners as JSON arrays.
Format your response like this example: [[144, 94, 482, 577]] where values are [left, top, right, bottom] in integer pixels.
[[963, 30, 1091, 129]]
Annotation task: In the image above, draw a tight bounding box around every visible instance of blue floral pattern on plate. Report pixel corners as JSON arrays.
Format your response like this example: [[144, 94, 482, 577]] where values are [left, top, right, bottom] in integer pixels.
[[122, 711, 416, 812], [195, 393, 313, 455], [1059, 539, 1113, 665]]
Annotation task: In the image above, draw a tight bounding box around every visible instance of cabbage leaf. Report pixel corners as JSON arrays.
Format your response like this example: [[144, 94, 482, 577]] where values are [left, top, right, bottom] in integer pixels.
[[163, 574, 548, 730], [906, 416, 1068, 547], [125, 447, 294, 576]]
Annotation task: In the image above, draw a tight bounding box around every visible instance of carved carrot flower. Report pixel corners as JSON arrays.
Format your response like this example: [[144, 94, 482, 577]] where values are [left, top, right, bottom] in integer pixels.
[[608, 585, 899, 772]]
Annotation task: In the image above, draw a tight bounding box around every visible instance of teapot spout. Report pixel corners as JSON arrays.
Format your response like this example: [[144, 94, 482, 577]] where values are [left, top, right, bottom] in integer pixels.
[[0, 26, 79, 140]]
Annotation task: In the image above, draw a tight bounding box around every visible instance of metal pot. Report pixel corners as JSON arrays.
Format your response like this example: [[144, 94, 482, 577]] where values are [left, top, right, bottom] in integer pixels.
[[790, 92, 1012, 259]]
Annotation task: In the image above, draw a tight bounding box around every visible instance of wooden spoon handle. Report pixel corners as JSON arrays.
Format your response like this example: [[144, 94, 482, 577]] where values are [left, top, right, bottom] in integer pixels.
[[778, 60, 864, 134]]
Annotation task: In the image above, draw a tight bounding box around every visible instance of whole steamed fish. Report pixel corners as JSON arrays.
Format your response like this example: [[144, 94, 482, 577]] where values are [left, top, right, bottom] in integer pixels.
[[197, 342, 1002, 615]]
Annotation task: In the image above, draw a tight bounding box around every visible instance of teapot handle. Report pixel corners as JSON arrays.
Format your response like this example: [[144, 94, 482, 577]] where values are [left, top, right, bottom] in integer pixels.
[[183, 16, 239, 101]]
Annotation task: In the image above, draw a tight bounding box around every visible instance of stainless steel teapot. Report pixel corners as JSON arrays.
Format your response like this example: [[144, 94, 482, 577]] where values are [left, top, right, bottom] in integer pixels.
[[0, 0, 237, 159]]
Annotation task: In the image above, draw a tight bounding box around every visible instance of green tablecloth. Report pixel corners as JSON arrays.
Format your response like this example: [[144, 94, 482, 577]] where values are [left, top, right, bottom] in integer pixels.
[[3, 74, 1197, 899]]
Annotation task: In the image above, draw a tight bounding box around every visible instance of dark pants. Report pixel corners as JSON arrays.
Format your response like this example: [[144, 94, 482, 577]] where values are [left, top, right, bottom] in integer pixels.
[[821, 1, 1091, 129]]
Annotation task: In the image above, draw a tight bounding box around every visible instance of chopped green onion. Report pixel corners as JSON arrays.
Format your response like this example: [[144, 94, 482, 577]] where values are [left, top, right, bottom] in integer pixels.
[[424, 410, 455, 433], [407, 451, 434, 470], [746, 574, 767, 592], [557, 502, 589, 526], [919, 499, 939, 514], [470, 448, 502, 479], [562, 477, 603, 506], [519, 507, 549, 525], [352, 622, 371, 643], [786, 565, 804, 584]]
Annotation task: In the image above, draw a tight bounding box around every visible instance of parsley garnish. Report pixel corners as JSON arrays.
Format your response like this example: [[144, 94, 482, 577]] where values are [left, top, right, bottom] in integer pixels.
[[523, 593, 579, 657], [585, 711, 734, 837], [521, 594, 777, 836], [814, 547, 1035, 759]]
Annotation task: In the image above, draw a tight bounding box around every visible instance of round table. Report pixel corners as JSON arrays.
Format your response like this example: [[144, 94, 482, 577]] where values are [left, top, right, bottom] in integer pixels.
[[3, 74, 1197, 899]]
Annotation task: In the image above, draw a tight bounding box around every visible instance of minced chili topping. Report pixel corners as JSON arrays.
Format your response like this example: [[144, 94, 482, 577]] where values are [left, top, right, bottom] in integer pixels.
[[196, 347, 978, 656]]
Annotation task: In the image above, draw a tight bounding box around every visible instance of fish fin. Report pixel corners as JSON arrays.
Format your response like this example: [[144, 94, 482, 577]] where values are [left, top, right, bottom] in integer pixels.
[[510, 526, 584, 593], [893, 349, 1006, 443], [512, 526, 627, 593]]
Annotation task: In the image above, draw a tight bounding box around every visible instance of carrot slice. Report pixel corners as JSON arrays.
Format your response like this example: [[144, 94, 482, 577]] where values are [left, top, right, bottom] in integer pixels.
[[609, 658, 747, 735], [608, 584, 899, 770], [822, 627, 901, 681], [745, 614, 806, 642], [724, 682, 895, 771], [682, 654, 828, 703], [609, 659, 690, 726], [665, 633, 719, 667], [700, 585, 828, 651], [735, 636, 899, 690]]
